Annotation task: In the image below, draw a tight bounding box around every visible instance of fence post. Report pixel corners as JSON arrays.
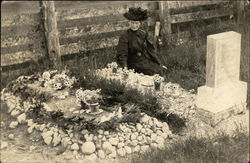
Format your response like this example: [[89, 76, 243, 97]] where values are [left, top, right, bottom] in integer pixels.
[[159, 1, 171, 44], [41, 1, 62, 70]]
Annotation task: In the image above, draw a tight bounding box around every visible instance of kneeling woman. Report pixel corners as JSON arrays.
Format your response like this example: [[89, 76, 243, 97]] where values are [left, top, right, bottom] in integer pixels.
[[116, 7, 164, 76]]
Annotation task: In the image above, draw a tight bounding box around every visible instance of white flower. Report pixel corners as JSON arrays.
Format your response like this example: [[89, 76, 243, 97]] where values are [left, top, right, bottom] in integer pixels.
[[53, 82, 63, 90], [107, 62, 118, 69], [153, 74, 164, 83], [42, 71, 51, 81]]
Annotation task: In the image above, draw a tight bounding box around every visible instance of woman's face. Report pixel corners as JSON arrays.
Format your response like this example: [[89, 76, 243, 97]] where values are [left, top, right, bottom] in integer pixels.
[[129, 20, 141, 31]]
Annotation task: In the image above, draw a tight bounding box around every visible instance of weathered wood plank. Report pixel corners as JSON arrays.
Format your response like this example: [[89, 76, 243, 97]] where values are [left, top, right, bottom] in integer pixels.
[[1, 32, 44, 47], [56, 1, 158, 16], [168, 1, 225, 9], [58, 21, 129, 37], [57, 14, 126, 29], [171, 8, 234, 24], [1, 44, 34, 55], [1, 1, 40, 17], [41, 1, 62, 69], [1, 58, 46, 72], [57, 9, 158, 29], [61, 47, 116, 62], [1, 24, 41, 37], [1, 50, 44, 67], [1, 13, 41, 27], [60, 36, 119, 55], [1, 41, 45, 55], [59, 30, 125, 45]]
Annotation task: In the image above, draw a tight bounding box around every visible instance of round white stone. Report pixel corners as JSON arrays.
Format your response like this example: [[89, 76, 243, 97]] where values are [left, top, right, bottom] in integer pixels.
[[85, 153, 97, 161], [108, 150, 117, 158], [117, 142, 125, 148], [117, 148, 126, 157], [131, 140, 138, 147], [151, 143, 158, 148], [137, 136, 143, 141], [81, 142, 96, 154], [9, 121, 18, 129], [1, 142, 8, 149], [8, 134, 14, 140], [156, 130, 163, 136], [156, 136, 165, 144], [27, 126, 34, 134], [162, 126, 170, 133], [140, 145, 150, 153], [132, 145, 140, 153], [124, 146, 132, 154], [10, 110, 20, 117], [109, 137, 119, 146], [81, 129, 89, 135], [97, 150, 106, 158], [158, 143, 165, 150], [140, 128, 146, 134], [52, 133, 61, 146], [118, 136, 124, 142], [17, 113, 26, 124], [97, 129, 104, 135], [44, 136, 52, 145], [104, 131, 109, 136], [140, 114, 150, 124], [102, 141, 115, 154], [102, 136, 107, 141], [161, 133, 168, 139], [62, 137, 71, 147], [136, 123, 143, 131], [71, 143, 79, 151], [151, 133, 157, 142], [39, 124, 46, 131], [145, 136, 152, 144]]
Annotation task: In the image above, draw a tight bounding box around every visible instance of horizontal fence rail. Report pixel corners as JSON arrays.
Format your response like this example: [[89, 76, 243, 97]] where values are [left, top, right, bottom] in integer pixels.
[[1, 1, 235, 72]]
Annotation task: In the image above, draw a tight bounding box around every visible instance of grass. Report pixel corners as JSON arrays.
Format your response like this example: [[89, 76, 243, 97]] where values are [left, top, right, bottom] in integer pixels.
[[130, 132, 249, 163]]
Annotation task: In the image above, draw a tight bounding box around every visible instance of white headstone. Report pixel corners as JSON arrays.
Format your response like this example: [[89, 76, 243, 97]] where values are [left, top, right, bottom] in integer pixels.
[[196, 31, 247, 124]]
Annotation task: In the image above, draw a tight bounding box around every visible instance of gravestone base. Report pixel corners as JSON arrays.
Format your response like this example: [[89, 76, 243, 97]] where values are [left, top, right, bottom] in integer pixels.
[[196, 103, 247, 127], [196, 81, 247, 113], [196, 80, 247, 126]]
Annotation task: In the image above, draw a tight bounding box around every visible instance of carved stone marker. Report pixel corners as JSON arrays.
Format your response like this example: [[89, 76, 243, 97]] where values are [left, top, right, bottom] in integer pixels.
[[196, 31, 247, 126]]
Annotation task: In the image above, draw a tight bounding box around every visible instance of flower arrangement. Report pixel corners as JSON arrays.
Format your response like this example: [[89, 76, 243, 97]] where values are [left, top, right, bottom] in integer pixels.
[[75, 88, 102, 106], [153, 74, 164, 90], [153, 74, 164, 83], [122, 68, 130, 80], [107, 62, 118, 73], [41, 70, 77, 90]]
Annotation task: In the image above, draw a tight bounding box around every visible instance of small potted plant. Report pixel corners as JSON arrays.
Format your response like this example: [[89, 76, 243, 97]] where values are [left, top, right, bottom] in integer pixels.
[[107, 62, 118, 73], [153, 74, 164, 91], [122, 68, 130, 80], [75, 88, 103, 114]]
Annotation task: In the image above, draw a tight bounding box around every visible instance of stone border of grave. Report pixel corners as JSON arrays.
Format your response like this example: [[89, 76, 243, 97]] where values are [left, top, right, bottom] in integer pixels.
[[1, 69, 181, 161]]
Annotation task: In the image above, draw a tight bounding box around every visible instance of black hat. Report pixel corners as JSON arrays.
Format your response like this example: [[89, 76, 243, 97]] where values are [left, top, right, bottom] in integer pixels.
[[123, 7, 148, 21]]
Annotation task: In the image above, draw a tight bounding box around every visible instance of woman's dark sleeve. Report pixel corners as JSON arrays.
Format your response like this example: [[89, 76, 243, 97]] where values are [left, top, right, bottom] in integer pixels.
[[116, 34, 128, 68]]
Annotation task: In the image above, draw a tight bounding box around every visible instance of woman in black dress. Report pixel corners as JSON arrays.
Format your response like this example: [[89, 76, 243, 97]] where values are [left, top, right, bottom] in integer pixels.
[[116, 7, 165, 76]]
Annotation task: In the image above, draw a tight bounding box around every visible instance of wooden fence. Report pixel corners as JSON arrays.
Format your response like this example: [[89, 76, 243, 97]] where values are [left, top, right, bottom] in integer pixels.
[[1, 1, 235, 72]]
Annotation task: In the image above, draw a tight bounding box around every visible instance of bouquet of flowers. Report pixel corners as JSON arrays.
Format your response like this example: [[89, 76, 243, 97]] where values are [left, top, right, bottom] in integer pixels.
[[41, 70, 77, 90], [107, 62, 118, 73], [153, 74, 164, 83], [153, 74, 164, 90], [122, 68, 130, 80], [75, 88, 102, 106]]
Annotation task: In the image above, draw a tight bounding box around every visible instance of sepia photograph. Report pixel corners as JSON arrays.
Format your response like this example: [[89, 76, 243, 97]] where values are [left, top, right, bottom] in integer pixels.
[[1, 1, 249, 162]]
